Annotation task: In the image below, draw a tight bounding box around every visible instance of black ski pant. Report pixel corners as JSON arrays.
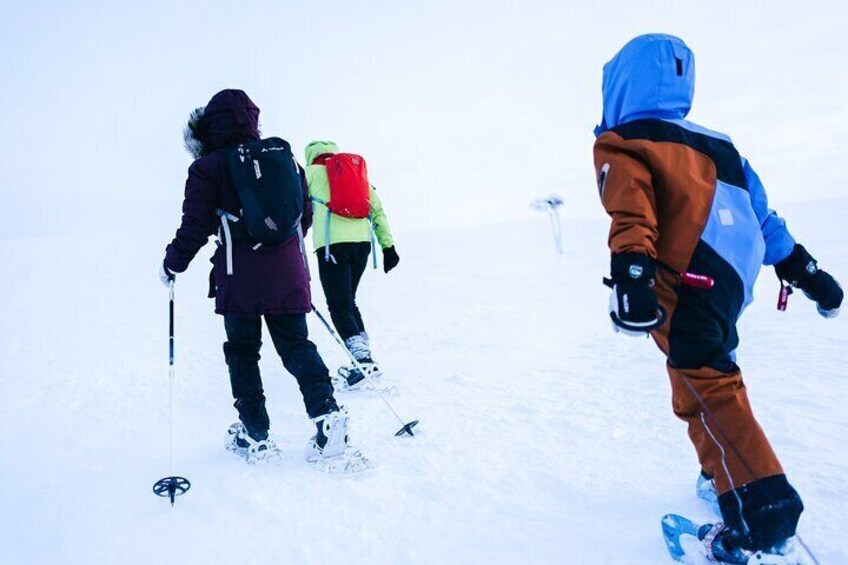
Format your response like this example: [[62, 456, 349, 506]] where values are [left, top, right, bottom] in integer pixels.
[[223, 313, 336, 439], [317, 242, 371, 340]]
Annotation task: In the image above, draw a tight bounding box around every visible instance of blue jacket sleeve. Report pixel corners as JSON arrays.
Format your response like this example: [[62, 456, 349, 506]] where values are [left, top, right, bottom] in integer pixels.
[[743, 158, 795, 265]]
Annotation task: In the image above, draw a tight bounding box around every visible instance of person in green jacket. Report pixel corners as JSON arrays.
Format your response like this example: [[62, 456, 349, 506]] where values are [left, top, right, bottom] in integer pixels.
[[305, 140, 400, 389]]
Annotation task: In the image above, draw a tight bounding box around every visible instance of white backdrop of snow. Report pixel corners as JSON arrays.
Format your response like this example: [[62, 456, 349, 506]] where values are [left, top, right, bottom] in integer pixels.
[[1, 1, 847, 563], [0, 200, 845, 563]]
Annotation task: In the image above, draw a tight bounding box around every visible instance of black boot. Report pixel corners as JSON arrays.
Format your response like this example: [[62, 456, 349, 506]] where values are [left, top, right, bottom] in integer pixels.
[[224, 346, 270, 440], [226, 422, 280, 464]]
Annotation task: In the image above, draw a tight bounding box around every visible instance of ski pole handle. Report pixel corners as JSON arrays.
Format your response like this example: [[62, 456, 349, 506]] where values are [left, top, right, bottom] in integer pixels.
[[169, 280, 175, 366]]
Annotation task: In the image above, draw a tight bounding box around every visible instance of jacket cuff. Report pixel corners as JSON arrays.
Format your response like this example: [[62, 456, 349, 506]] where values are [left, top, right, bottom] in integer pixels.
[[163, 246, 188, 274]]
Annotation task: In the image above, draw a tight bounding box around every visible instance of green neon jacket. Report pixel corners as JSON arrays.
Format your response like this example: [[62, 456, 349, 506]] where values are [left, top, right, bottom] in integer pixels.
[[304, 140, 394, 252]]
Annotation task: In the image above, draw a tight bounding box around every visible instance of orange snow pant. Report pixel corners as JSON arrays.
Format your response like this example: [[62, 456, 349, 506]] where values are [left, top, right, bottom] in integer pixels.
[[665, 364, 783, 495], [649, 271, 803, 551], [651, 276, 784, 496]]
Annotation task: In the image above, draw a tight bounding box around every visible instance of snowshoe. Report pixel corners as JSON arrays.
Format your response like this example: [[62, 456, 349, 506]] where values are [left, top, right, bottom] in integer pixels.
[[661, 514, 804, 564], [305, 408, 370, 474], [697, 471, 721, 515], [333, 364, 398, 396], [225, 422, 282, 465], [334, 364, 369, 390]]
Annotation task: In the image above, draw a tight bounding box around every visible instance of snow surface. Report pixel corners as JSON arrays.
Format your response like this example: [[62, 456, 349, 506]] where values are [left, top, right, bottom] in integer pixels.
[[0, 199, 845, 564]]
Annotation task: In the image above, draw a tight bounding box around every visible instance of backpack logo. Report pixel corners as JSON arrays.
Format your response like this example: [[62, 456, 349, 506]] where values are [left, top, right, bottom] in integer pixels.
[[264, 217, 278, 231], [253, 160, 262, 179]]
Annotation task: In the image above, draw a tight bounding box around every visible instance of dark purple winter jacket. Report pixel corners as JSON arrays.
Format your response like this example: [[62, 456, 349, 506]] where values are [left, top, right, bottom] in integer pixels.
[[164, 89, 313, 317]]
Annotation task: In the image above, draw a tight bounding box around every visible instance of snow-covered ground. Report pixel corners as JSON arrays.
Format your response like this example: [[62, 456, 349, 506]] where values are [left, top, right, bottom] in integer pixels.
[[0, 199, 845, 564]]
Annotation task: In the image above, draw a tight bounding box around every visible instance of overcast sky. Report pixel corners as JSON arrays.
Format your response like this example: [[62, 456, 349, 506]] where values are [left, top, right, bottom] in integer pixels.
[[1, 0, 846, 237]]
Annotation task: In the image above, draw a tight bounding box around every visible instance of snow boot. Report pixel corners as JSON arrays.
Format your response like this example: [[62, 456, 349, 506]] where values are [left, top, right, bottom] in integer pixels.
[[226, 422, 281, 465], [335, 362, 383, 389], [697, 470, 721, 515], [335, 334, 382, 390], [305, 407, 369, 473]]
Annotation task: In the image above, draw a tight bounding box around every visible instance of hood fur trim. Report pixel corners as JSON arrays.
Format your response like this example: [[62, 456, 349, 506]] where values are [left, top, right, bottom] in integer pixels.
[[183, 107, 206, 159]]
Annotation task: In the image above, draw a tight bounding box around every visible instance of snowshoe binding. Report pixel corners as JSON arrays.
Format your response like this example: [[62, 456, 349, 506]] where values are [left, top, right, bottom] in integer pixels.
[[226, 422, 282, 465], [661, 514, 804, 564], [305, 407, 370, 474], [335, 333, 398, 395], [333, 363, 399, 396]]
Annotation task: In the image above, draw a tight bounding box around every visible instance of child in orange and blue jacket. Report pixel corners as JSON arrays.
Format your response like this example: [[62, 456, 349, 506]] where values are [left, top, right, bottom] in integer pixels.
[[594, 34, 843, 561]]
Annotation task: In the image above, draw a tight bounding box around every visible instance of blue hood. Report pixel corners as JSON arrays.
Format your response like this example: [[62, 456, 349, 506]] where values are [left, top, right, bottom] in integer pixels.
[[595, 34, 695, 137]]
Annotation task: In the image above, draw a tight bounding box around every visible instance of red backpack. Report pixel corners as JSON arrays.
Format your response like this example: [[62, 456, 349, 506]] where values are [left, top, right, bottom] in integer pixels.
[[312, 152, 378, 267], [325, 153, 371, 218]]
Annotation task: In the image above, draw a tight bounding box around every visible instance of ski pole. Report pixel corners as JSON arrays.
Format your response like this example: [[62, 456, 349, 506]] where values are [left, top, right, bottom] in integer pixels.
[[154, 279, 191, 505], [311, 305, 419, 437]]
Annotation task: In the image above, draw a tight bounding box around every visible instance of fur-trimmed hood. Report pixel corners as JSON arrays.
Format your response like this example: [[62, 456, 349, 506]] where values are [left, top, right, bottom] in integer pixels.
[[183, 89, 261, 159]]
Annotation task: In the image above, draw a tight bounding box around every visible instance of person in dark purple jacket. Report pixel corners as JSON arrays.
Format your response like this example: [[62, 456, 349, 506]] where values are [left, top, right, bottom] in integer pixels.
[[160, 90, 362, 468]]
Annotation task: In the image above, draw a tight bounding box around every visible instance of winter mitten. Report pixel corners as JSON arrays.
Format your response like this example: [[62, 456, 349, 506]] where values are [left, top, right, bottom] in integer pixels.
[[775, 244, 843, 318], [383, 246, 400, 273], [604, 253, 667, 336], [159, 261, 175, 288]]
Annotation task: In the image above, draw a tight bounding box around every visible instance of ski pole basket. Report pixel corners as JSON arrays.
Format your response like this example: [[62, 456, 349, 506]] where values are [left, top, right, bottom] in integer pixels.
[[153, 476, 191, 506]]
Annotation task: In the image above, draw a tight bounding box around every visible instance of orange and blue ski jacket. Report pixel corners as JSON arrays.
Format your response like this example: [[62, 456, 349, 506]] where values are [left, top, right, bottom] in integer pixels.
[[593, 34, 796, 366]]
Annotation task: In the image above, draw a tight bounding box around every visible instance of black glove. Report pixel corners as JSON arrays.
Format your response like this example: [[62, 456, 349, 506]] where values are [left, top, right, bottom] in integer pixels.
[[383, 246, 400, 273], [604, 253, 667, 335], [775, 244, 842, 318]]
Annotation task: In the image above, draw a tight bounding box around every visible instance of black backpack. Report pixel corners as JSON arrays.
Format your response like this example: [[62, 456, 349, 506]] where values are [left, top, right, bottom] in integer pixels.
[[221, 137, 304, 245]]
